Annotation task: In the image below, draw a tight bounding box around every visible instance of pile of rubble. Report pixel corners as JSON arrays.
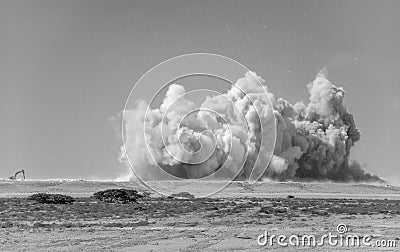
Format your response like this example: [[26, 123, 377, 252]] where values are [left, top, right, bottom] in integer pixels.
[[93, 189, 144, 204], [27, 193, 75, 204]]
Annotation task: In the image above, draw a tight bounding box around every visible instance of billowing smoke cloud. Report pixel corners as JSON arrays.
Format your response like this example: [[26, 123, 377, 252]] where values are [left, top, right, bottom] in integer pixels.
[[119, 70, 382, 182]]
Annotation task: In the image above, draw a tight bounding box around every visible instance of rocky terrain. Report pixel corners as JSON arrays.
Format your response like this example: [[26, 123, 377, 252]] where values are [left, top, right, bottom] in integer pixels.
[[0, 180, 399, 251]]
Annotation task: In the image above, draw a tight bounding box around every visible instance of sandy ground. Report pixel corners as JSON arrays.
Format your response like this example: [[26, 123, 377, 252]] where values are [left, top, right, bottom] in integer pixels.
[[0, 180, 399, 251]]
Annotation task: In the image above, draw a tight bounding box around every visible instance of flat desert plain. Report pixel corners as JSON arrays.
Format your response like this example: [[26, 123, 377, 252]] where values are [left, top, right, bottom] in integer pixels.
[[1, 180, 400, 251]]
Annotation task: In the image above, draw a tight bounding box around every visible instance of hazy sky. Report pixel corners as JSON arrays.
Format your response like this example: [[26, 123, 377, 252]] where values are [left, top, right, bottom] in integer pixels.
[[1, 0, 399, 183]]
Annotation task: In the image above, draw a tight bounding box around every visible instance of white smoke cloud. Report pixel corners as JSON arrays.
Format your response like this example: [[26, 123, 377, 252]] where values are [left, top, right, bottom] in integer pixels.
[[119, 70, 381, 182]]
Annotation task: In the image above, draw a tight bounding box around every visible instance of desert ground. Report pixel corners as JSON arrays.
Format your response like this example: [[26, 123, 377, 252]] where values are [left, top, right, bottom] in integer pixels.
[[0, 180, 399, 251]]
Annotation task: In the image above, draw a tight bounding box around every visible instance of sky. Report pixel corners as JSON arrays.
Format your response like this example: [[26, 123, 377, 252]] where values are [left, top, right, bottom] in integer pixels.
[[1, 0, 399, 183]]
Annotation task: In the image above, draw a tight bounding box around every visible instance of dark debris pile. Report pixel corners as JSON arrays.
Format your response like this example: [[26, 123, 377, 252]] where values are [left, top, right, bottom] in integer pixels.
[[27, 193, 75, 204], [93, 189, 144, 204]]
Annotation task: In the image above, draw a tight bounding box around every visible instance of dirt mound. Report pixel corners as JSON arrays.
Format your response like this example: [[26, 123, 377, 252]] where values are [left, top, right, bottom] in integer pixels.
[[93, 189, 144, 203], [27, 193, 75, 204], [169, 192, 195, 199]]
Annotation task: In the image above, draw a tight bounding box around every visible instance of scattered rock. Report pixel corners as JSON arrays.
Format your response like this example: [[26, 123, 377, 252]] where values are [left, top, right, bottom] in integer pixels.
[[28, 193, 75, 204], [259, 206, 270, 214], [287, 195, 295, 199], [235, 233, 252, 239], [169, 192, 195, 199], [93, 189, 143, 204]]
